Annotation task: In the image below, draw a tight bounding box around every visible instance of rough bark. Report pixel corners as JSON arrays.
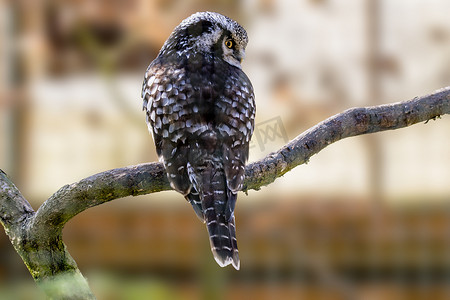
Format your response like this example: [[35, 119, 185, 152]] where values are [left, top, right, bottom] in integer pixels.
[[0, 86, 449, 299]]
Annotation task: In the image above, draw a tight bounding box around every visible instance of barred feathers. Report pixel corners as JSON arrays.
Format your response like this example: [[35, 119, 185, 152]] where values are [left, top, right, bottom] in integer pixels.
[[186, 161, 239, 269]]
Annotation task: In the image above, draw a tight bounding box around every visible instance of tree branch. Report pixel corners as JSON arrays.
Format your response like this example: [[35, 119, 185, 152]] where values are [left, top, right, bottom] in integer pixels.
[[1, 86, 449, 298], [244, 86, 450, 190], [0, 171, 96, 299]]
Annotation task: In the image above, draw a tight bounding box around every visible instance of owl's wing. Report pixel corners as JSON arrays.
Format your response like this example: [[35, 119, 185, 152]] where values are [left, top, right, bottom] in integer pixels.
[[218, 69, 255, 221], [142, 62, 195, 195]]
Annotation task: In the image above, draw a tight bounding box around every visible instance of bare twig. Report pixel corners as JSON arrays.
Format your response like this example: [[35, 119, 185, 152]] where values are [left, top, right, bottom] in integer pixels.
[[0, 86, 449, 299]]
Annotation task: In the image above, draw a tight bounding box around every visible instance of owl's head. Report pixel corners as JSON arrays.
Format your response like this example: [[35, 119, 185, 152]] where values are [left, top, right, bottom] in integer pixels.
[[159, 12, 249, 69]]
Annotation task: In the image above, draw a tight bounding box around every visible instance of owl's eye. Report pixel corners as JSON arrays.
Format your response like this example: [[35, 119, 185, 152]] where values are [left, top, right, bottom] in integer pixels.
[[225, 39, 234, 49]]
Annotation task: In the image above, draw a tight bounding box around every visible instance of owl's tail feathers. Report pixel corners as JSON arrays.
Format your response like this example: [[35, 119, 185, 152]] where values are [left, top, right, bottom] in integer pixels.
[[187, 161, 240, 269], [206, 213, 240, 270]]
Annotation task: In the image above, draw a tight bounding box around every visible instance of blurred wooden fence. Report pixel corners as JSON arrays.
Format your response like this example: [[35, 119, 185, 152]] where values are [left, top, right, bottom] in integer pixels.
[[2, 197, 450, 299]]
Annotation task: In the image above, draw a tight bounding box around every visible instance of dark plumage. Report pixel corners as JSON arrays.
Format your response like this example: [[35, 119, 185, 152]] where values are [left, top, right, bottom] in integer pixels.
[[141, 12, 255, 270]]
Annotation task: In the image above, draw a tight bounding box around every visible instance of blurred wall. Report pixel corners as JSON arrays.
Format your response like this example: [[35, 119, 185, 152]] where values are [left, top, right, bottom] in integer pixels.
[[1, 0, 449, 204]]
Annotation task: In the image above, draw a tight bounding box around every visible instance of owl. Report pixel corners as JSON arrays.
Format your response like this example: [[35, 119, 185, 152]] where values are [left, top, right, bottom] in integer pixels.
[[141, 12, 255, 270]]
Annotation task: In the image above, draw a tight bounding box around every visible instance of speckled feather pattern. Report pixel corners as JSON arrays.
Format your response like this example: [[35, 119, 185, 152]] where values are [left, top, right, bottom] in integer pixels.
[[141, 12, 255, 270]]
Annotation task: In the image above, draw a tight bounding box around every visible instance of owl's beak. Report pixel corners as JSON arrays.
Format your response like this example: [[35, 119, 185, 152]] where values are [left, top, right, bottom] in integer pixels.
[[237, 50, 245, 63]]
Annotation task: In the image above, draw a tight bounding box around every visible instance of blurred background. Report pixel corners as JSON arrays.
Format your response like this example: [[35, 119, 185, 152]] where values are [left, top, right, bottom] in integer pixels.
[[1, 0, 450, 299]]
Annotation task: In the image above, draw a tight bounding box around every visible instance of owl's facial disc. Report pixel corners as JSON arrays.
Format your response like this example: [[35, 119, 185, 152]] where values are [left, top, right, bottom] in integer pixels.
[[221, 35, 245, 69], [191, 26, 245, 69]]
